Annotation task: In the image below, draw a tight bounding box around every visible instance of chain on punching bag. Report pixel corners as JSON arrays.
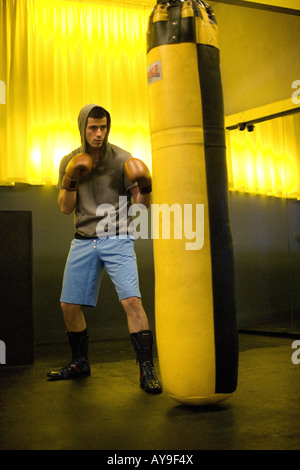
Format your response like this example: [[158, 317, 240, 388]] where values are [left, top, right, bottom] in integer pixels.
[[146, 0, 238, 406]]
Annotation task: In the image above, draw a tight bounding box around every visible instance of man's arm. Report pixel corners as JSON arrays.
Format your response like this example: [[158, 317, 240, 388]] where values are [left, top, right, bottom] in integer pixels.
[[58, 153, 93, 215], [129, 185, 151, 208], [58, 189, 77, 215], [125, 158, 152, 209]]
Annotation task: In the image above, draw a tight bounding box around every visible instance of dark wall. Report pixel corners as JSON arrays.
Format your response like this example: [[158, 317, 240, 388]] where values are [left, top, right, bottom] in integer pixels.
[[0, 184, 299, 344], [230, 193, 300, 333], [0, 210, 33, 364]]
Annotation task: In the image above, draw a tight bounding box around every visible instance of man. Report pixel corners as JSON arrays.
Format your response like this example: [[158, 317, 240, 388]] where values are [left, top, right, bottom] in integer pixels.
[[47, 104, 162, 394]]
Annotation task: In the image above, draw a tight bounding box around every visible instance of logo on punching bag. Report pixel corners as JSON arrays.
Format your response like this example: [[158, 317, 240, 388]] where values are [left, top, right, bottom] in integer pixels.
[[147, 60, 162, 86]]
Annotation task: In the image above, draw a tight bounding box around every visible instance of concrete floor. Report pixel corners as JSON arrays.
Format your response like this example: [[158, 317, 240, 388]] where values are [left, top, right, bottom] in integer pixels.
[[0, 333, 299, 451]]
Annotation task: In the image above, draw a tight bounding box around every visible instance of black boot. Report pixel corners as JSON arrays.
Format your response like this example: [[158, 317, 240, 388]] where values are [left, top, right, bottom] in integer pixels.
[[130, 330, 162, 393], [47, 329, 91, 380]]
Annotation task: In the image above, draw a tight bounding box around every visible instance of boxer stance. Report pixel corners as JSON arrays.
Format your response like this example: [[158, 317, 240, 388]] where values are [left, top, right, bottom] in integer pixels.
[[47, 104, 162, 394]]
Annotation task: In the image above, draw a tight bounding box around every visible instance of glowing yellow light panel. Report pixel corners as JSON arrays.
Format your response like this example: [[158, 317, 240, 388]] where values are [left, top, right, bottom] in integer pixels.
[[1, 0, 299, 198], [0, 0, 152, 185], [226, 113, 300, 199]]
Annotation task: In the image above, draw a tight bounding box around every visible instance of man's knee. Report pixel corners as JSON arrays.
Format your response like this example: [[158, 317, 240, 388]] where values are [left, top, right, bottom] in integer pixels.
[[60, 302, 86, 332], [60, 302, 82, 317], [121, 296, 142, 312]]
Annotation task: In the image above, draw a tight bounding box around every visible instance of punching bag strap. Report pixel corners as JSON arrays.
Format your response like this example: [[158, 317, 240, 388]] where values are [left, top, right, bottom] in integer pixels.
[[168, 3, 182, 44]]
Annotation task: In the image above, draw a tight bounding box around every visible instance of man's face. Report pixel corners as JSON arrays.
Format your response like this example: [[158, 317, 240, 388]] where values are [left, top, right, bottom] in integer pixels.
[[85, 116, 108, 150]]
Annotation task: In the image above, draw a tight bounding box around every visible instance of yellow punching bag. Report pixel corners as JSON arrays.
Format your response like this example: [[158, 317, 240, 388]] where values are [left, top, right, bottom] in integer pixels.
[[147, 0, 238, 406]]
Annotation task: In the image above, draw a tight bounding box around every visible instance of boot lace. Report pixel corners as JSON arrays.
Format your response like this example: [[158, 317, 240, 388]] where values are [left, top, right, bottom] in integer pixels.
[[142, 360, 157, 380]]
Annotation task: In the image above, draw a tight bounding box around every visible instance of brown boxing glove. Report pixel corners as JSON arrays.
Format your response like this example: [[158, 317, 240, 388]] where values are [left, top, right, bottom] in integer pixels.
[[62, 153, 93, 191], [124, 158, 152, 194]]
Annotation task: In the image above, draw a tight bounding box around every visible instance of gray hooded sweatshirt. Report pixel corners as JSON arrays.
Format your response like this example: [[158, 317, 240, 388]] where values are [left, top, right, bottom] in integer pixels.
[[58, 104, 136, 238]]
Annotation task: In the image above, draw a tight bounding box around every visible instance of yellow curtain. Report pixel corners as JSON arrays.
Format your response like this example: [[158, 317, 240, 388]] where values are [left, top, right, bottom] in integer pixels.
[[1, 0, 299, 196], [0, 0, 152, 185], [226, 113, 300, 199]]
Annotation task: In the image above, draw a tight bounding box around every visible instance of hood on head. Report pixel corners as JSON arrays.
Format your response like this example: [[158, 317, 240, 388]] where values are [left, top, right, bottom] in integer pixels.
[[77, 104, 111, 154]]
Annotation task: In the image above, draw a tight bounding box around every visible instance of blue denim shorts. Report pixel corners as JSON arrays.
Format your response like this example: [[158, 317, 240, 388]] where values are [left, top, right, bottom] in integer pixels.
[[60, 236, 141, 307]]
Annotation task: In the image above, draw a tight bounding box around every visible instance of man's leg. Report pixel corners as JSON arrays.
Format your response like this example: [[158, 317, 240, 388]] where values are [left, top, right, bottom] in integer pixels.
[[101, 238, 162, 393], [47, 303, 90, 380], [120, 297, 149, 334], [121, 297, 162, 394], [47, 239, 101, 380], [62, 302, 87, 332]]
